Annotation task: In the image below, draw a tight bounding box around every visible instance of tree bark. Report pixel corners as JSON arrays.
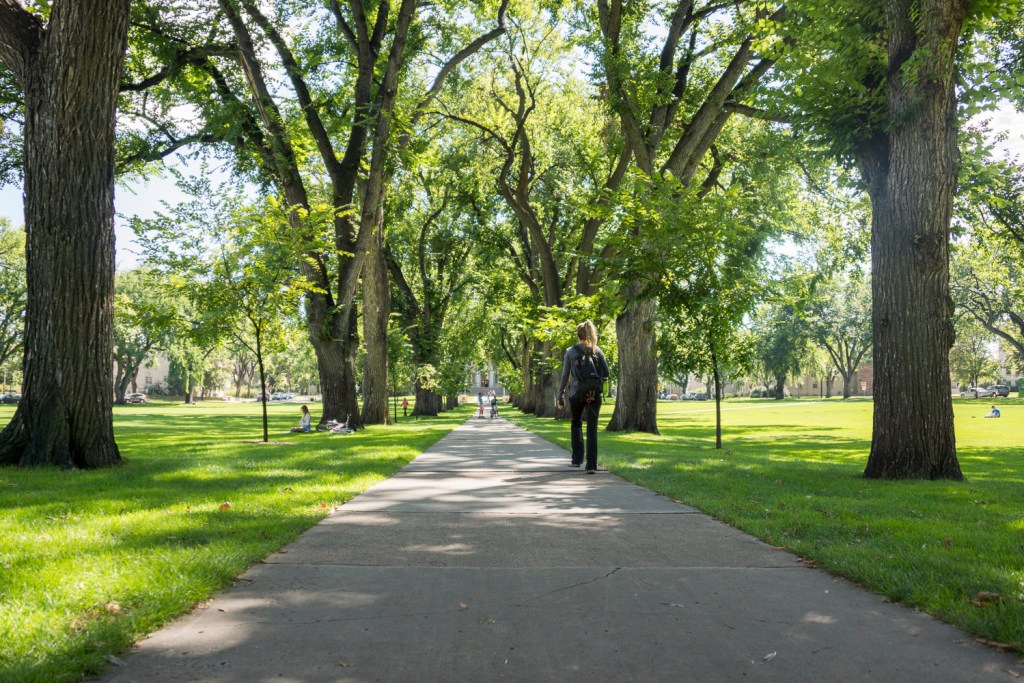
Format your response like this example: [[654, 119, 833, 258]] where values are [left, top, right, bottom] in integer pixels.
[[0, 0, 130, 468], [608, 292, 659, 433], [309, 306, 360, 429], [862, 0, 965, 480], [361, 221, 391, 425]]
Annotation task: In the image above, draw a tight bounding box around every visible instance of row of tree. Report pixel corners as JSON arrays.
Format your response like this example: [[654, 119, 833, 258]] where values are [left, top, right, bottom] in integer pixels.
[[0, 0, 1022, 478]]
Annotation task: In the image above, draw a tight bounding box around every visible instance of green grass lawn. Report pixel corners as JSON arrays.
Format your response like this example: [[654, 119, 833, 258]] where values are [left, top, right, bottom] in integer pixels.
[[506, 396, 1024, 652], [0, 400, 468, 683]]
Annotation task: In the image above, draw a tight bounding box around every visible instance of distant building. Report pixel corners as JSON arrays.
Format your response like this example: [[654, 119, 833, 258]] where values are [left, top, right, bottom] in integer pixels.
[[112, 353, 170, 393], [466, 361, 506, 397]]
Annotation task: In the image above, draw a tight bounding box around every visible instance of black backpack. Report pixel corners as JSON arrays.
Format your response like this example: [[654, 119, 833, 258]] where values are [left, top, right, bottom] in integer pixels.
[[570, 347, 604, 403]]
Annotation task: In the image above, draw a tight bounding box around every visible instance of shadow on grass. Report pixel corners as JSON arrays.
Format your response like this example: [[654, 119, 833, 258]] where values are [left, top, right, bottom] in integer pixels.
[[0, 404, 470, 683]]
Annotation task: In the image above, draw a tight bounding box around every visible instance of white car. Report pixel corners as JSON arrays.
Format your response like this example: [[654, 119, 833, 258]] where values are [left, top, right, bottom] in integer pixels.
[[959, 387, 995, 398], [125, 392, 147, 404]]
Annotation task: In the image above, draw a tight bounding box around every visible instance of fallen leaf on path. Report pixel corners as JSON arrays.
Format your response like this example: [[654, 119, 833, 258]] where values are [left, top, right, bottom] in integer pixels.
[[763, 651, 777, 662], [459, 602, 469, 610], [1004, 669, 1020, 678]]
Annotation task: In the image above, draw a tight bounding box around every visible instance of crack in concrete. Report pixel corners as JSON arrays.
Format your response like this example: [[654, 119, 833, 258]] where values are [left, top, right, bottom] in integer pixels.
[[518, 567, 622, 604]]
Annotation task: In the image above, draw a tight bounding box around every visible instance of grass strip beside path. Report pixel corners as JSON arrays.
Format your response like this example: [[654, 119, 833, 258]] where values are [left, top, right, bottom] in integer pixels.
[[0, 401, 468, 683], [506, 397, 1024, 652]]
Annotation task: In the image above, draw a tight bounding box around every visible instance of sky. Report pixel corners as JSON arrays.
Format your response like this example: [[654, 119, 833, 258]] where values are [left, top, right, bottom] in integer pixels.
[[0, 106, 1021, 272]]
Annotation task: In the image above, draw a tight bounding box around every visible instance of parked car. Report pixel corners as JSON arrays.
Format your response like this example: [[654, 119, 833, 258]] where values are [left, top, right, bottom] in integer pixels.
[[0, 393, 20, 404], [124, 392, 147, 404], [988, 385, 1010, 397], [960, 387, 995, 398]]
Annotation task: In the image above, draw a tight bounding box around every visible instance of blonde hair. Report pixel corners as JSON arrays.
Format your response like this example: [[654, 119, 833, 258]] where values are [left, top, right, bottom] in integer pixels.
[[576, 319, 598, 349]]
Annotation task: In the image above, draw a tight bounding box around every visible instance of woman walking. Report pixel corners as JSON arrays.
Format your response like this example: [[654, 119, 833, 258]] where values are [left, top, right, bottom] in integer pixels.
[[557, 320, 610, 473]]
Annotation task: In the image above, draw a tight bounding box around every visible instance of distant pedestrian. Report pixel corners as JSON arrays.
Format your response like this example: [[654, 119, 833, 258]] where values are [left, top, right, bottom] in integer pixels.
[[985, 405, 1001, 418], [401, 398, 409, 417], [557, 319, 610, 473]]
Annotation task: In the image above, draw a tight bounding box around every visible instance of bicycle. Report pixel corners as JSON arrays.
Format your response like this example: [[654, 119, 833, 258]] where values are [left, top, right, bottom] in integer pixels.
[[316, 414, 355, 435]]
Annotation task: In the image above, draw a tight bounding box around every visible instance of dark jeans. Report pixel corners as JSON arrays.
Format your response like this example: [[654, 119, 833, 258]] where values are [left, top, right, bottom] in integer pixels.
[[569, 395, 602, 470]]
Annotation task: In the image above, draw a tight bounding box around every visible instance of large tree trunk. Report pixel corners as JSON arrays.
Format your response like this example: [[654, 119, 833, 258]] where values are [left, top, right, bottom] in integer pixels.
[[608, 293, 659, 433], [114, 365, 135, 404], [309, 309, 361, 429], [862, 0, 965, 480], [841, 371, 853, 399], [0, 0, 130, 467], [413, 383, 443, 416], [773, 375, 786, 400], [532, 341, 559, 418], [361, 223, 391, 425], [517, 340, 536, 414]]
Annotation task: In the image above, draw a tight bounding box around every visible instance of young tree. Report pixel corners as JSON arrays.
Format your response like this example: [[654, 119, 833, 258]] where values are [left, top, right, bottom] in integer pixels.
[[809, 276, 873, 399], [949, 317, 998, 390], [752, 296, 811, 401], [113, 269, 180, 403], [0, 0, 130, 467], [137, 191, 307, 441]]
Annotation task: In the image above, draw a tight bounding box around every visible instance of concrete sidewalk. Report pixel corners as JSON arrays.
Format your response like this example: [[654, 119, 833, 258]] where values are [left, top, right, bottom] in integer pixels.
[[105, 418, 1022, 682]]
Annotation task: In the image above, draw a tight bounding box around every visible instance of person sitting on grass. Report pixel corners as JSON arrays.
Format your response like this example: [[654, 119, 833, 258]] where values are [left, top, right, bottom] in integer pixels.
[[291, 405, 312, 432], [984, 405, 1001, 419]]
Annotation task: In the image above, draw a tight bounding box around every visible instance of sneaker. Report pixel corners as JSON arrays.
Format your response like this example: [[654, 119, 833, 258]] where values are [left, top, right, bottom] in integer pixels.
[[569, 462, 581, 468], [585, 469, 596, 474]]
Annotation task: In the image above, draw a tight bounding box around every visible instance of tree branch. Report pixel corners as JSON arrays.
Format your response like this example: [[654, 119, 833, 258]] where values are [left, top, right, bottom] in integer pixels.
[[0, 0, 42, 85], [120, 44, 236, 92], [239, 0, 345, 186]]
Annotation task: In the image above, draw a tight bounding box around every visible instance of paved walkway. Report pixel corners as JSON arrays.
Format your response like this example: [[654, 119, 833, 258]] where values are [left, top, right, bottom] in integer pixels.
[[106, 418, 1022, 682]]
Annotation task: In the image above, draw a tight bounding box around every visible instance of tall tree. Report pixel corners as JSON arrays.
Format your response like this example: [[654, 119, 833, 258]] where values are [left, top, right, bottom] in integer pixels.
[[948, 315, 998, 390], [859, 0, 969, 479], [385, 152, 476, 417], [0, 0, 130, 467], [119, 0, 509, 428], [444, 16, 626, 417], [775, 0, 1024, 478], [591, 0, 786, 434]]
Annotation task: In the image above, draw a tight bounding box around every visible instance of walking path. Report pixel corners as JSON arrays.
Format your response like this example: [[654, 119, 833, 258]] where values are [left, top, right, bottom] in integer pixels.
[[106, 418, 1022, 682]]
